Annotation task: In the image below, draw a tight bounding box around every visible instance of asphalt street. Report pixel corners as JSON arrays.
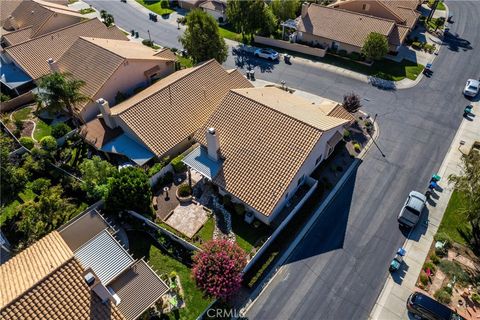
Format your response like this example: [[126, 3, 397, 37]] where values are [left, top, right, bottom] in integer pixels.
[[83, 1, 480, 319]]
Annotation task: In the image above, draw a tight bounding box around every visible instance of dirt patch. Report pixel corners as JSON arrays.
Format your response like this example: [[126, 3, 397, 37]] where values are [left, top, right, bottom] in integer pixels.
[[21, 121, 34, 137]]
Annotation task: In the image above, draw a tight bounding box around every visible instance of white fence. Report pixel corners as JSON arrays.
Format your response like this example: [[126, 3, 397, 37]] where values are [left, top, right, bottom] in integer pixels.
[[254, 36, 327, 58]]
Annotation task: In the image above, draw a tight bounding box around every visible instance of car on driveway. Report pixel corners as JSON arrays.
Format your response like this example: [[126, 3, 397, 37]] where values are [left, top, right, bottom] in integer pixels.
[[397, 191, 427, 228], [463, 79, 480, 97], [254, 48, 279, 61], [407, 292, 465, 320]]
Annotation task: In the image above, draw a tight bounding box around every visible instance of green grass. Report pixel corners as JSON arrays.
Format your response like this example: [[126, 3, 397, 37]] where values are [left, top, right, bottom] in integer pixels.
[[33, 119, 51, 141], [231, 213, 271, 253], [437, 190, 471, 246], [218, 25, 242, 42], [135, 0, 173, 15], [12, 107, 32, 121], [79, 8, 95, 14], [127, 231, 212, 319]]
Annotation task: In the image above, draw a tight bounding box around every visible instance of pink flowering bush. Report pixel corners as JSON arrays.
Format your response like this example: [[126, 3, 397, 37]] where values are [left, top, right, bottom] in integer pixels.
[[192, 239, 247, 300]]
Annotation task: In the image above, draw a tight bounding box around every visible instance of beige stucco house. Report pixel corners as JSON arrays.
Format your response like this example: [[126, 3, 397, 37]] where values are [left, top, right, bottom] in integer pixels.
[[80, 59, 252, 166], [296, 3, 411, 54], [1, 0, 86, 46], [183, 87, 354, 225], [199, 0, 227, 23], [54, 37, 176, 121]]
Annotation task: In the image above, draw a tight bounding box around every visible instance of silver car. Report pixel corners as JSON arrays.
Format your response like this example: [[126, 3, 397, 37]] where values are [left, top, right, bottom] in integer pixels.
[[397, 191, 427, 228], [463, 79, 480, 97], [254, 48, 279, 61]]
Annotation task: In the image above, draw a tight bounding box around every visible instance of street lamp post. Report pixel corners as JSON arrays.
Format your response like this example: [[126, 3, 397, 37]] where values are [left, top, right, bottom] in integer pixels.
[[367, 113, 386, 158]]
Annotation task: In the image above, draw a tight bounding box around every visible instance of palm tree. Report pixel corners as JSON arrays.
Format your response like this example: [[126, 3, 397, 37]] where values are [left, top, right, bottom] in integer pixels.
[[36, 72, 89, 128], [448, 152, 480, 248]]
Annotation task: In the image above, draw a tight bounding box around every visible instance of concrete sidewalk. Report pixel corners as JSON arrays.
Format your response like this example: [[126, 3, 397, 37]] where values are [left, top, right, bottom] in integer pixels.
[[370, 102, 480, 320]]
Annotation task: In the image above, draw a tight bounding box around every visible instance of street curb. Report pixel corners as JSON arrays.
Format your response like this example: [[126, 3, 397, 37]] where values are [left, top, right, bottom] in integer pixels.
[[241, 115, 380, 316]]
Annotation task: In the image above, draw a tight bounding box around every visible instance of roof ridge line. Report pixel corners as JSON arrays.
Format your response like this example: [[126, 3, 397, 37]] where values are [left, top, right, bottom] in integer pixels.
[[313, 4, 398, 24], [375, 0, 405, 22], [112, 59, 216, 116], [231, 88, 326, 133]]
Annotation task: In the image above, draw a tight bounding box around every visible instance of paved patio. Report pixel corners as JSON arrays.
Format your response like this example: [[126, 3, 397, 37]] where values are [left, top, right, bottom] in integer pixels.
[[164, 202, 208, 239]]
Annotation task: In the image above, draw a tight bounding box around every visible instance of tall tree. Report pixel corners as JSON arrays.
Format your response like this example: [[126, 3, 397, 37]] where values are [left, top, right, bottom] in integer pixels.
[[36, 72, 89, 127], [361, 32, 388, 61], [79, 156, 117, 201], [227, 0, 277, 41], [104, 166, 153, 217], [270, 0, 300, 22], [448, 152, 480, 248], [179, 9, 228, 63], [0, 136, 27, 203], [192, 239, 247, 300]]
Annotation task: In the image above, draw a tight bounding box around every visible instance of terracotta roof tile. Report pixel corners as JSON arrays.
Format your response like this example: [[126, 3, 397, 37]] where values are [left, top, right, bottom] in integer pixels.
[[0, 231, 73, 308], [298, 4, 396, 48], [1, 26, 33, 45], [0, 258, 126, 320], [5, 18, 128, 80], [195, 87, 347, 216], [111, 60, 252, 157]]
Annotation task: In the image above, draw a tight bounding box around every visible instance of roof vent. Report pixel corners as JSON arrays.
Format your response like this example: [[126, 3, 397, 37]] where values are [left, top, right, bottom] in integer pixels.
[[31, 10, 35, 14], [84, 272, 95, 286]]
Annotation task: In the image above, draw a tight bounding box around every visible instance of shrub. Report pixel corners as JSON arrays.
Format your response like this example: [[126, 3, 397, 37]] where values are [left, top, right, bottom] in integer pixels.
[[438, 260, 471, 285], [472, 293, 480, 304], [434, 232, 453, 249], [234, 203, 245, 216], [348, 52, 361, 61], [354, 143, 361, 153], [171, 154, 186, 173], [192, 239, 247, 300], [148, 162, 166, 177], [0, 92, 10, 102], [177, 184, 192, 197], [40, 136, 57, 151], [419, 271, 429, 286], [423, 261, 436, 273], [412, 41, 422, 49], [338, 49, 348, 57], [51, 123, 71, 138], [14, 118, 23, 130], [170, 271, 177, 279], [430, 252, 440, 265], [142, 39, 154, 47], [19, 137, 34, 150], [29, 178, 51, 194], [343, 92, 362, 112], [163, 171, 174, 184], [434, 288, 451, 304], [343, 129, 351, 140]]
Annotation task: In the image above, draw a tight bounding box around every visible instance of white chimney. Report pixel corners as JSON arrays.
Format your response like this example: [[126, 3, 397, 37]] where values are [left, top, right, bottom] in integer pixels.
[[96, 98, 117, 129], [301, 2, 309, 18], [206, 127, 220, 161], [47, 58, 59, 73]]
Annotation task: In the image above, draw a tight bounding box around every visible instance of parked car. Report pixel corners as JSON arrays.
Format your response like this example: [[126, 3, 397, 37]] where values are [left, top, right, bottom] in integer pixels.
[[463, 79, 480, 97], [407, 292, 465, 320], [254, 48, 279, 61], [397, 191, 427, 228]]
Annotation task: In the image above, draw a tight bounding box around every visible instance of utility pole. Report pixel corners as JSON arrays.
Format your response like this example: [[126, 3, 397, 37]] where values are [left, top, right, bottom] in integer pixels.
[[147, 29, 151, 43]]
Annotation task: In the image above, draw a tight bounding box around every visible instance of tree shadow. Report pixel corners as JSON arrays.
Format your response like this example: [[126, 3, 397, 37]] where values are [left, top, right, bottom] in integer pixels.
[[400, 207, 429, 242], [367, 76, 397, 91], [442, 30, 473, 52], [391, 261, 409, 285], [231, 46, 277, 73]]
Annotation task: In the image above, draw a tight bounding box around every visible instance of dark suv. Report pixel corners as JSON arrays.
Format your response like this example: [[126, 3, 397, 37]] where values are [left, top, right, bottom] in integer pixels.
[[407, 292, 465, 320]]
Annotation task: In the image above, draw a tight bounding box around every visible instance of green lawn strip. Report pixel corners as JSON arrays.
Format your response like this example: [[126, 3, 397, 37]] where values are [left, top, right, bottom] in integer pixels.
[[135, 0, 173, 15], [33, 119, 52, 141], [177, 56, 193, 68], [218, 25, 242, 42], [231, 213, 271, 253], [437, 190, 471, 246], [12, 107, 32, 121], [127, 231, 212, 319]]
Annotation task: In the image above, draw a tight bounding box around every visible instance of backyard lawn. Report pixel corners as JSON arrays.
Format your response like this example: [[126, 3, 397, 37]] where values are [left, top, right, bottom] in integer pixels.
[[135, 0, 173, 15], [218, 25, 242, 42], [231, 213, 271, 253], [437, 190, 471, 246], [127, 231, 212, 319], [12, 107, 33, 121], [33, 119, 52, 141]]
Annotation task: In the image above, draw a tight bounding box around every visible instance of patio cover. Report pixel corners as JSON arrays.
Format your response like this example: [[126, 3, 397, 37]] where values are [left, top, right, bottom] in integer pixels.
[[101, 133, 154, 166], [0, 59, 32, 90], [182, 145, 223, 180], [74, 230, 135, 285]]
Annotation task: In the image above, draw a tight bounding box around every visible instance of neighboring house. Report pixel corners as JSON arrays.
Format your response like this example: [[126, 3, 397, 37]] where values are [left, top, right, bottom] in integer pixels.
[[54, 37, 176, 121], [0, 210, 169, 320], [0, 0, 70, 28], [0, 18, 127, 97], [296, 3, 410, 54], [183, 87, 354, 225], [80, 59, 251, 166], [178, 0, 205, 10], [330, 0, 421, 29], [199, 0, 227, 23], [1, 0, 85, 46]]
